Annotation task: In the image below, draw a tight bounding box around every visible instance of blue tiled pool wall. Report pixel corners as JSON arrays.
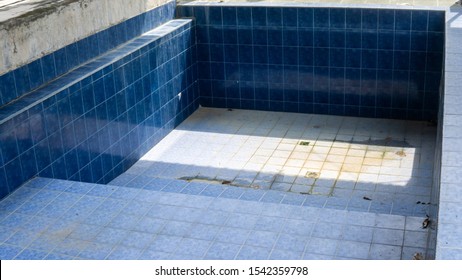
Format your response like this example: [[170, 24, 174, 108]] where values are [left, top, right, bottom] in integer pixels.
[[0, 21, 199, 199], [0, 1, 176, 108], [427, 77, 445, 259], [177, 5, 445, 121]]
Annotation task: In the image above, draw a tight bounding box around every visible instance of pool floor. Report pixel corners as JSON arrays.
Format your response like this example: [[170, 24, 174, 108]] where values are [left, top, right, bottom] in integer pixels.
[[0, 108, 436, 259], [115, 108, 436, 217]]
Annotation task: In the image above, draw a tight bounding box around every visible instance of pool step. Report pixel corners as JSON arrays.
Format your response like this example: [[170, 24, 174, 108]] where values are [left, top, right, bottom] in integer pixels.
[[0, 177, 431, 260], [109, 173, 430, 218]]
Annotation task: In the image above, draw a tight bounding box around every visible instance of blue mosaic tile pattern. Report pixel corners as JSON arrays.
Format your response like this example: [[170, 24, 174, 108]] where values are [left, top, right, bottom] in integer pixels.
[[0, 177, 429, 260], [0, 1, 176, 108], [110, 174, 428, 217], [177, 4, 444, 121], [0, 19, 199, 198]]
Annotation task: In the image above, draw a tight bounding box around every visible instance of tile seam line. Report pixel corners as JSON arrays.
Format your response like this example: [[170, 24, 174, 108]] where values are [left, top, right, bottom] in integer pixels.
[[0, 20, 192, 126]]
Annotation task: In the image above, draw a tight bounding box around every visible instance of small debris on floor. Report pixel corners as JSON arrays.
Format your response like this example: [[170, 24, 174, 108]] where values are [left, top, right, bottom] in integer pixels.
[[305, 171, 320, 179], [363, 196, 372, 201], [179, 176, 235, 186], [395, 151, 406, 157], [299, 141, 310, 146], [416, 201, 431, 205], [300, 192, 311, 195], [313, 125, 320, 129], [413, 252, 424, 260], [422, 215, 431, 229], [227, 108, 233, 111]]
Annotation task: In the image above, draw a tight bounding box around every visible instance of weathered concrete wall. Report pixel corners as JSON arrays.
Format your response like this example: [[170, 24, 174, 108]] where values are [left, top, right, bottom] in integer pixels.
[[0, 0, 172, 75]]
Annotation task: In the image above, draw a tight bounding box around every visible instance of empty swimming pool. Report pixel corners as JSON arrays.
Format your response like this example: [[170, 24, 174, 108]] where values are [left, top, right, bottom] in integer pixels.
[[0, 0, 459, 259]]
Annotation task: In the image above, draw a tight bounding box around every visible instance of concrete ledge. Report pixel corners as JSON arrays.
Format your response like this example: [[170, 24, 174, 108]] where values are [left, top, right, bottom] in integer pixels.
[[0, 0, 173, 75]]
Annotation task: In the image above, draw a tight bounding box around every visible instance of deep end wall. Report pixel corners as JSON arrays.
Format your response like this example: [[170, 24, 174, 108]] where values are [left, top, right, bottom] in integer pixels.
[[178, 3, 445, 121]]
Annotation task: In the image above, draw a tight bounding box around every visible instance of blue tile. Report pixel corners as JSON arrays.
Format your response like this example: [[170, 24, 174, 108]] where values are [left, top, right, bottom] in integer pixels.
[[314, 49, 329, 67], [303, 195, 327, 207], [28, 59, 44, 90], [412, 10, 428, 31], [52, 48, 69, 77], [107, 245, 143, 260], [267, 7, 282, 27], [346, 9, 361, 29], [160, 220, 193, 237], [132, 216, 165, 233], [410, 31, 428, 52], [78, 242, 114, 259], [200, 185, 226, 197], [65, 43, 80, 69], [68, 223, 101, 241], [393, 51, 410, 70], [428, 11, 444, 32], [95, 227, 129, 244], [274, 233, 309, 252], [427, 32, 444, 52], [0, 244, 22, 259], [259, 191, 284, 203], [282, 8, 297, 27], [394, 32, 410, 50], [379, 10, 394, 30], [237, 7, 252, 26], [330, 8, 345, 29], [13, 65, 31, 97], [314, 9, 329, 28], [283, 29, 298, 47], [237, 189, 263, 201], [148, 235, 182, 253], [138, 249, 170, 260], [246, 230, 279, 248], [186, 224, 220, 241], [87, 185, 117, 197], [362, 9, 378, 30], [369, 201, 392, 214], [176, 238, 211, 257], [27, 232, 62, 251], [345, 49, 361, 69], [346, 31, 361, 49], [14, 249, 48, 260], [255, 215, 286, 232], [226, 213, 259, 229], [270, 249, 303, 259], [205, 242, 241, 260], [281, 193, 306, 206], [330, 48, 345, 68], [5, 230, 38, 247], [222, 7, 237, 26], [52, 238, 87, 257], [219, 187, 244, 199], [297, 8, 313, 28], [252, 7, 267, 27], [361, 50, 377, 69], [0, 71, 17, 105], [362, 31, 378, 49], [44, 253, 72, 260], [395, 10, 411, 31], [236, 245, 271, 260], [120, 231, 155, 249]]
